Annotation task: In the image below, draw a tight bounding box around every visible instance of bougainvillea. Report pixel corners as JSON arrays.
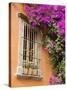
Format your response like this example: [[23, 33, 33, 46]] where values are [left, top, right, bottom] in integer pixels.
[[49, 74, 63, 85], [24, 4, 65, 84], [24, 4, 65, 34]]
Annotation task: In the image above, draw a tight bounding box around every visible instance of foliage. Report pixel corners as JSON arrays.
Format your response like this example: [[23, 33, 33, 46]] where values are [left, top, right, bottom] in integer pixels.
[[46, 34, 65, 84], [49, 74, 63, 85], [24, 4, 65, 84]]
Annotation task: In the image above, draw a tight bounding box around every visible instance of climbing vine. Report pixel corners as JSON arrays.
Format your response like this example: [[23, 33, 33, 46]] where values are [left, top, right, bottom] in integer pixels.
[[24, 4, 65, 84]]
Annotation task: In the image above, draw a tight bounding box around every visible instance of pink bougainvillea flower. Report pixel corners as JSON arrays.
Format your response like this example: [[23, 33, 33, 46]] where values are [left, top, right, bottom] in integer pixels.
[[57, 29, 65, 35], [31, 21, 36, 27], [49, 74, 62, 85], [24, 5, 30, 11], [24, 4, 65, 36], [57, 20, 65, 28]]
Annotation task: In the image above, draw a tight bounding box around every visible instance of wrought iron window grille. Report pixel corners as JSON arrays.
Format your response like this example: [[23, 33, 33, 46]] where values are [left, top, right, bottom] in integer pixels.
[[16, 13, 42, 80]]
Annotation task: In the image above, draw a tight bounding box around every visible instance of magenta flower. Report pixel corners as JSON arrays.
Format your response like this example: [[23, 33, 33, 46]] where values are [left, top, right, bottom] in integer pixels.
[[31, 21, 36, 27], [49, 74, 62, 85], [24, 5, 31, 11], [57, 20, 65, 28], [57, 29, 65, 35], [24, 4, 65, 33]]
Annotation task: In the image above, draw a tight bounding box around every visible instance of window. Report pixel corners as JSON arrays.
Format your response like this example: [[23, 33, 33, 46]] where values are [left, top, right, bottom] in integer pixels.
[[16, 13, 42, 80]]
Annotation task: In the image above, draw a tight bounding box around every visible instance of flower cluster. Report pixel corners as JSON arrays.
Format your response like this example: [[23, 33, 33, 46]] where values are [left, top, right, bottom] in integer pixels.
[[45, 32, 65, 84], [24, 4, 65, 36], [24, 4, 65, 85], [49, 74, 63, 85]]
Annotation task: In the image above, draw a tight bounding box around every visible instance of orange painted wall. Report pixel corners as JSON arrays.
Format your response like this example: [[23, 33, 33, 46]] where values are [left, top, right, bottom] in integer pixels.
[[10, 3, 53, 87]]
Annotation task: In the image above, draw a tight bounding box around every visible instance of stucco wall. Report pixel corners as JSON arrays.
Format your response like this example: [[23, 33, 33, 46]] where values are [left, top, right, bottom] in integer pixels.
[[10, 3, 53, 87]]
